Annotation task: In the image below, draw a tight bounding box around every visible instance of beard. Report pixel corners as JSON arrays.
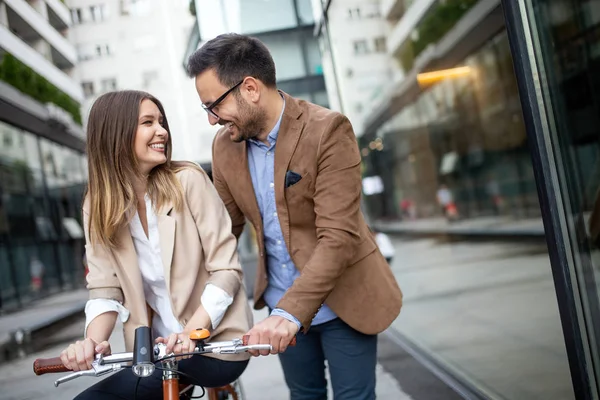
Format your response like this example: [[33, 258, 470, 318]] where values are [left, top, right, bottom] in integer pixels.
[[221, 96, 267, 143]]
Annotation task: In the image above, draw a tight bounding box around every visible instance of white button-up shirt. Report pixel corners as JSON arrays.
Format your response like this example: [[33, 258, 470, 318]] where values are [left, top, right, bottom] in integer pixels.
[[85, 195, 232, 339]]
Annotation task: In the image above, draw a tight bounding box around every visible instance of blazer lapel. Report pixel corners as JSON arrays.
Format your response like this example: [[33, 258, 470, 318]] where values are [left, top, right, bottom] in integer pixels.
[[236, 141, 263, 232], [274, 92, 305, 246], [112, 224, 146, 318], [156, 201, 175, 292]]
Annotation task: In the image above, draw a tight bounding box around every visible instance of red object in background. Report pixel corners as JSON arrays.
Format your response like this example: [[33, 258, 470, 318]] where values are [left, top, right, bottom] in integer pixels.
[[446, 202, 458, 218]]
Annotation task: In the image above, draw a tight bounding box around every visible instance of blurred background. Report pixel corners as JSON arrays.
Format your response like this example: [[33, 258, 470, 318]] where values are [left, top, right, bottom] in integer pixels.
[[2, 0, 600, 399]]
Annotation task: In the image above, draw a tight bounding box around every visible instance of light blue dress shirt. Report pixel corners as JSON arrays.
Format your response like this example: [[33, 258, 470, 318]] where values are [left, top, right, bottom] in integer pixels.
[[247, 99, 337, 328]]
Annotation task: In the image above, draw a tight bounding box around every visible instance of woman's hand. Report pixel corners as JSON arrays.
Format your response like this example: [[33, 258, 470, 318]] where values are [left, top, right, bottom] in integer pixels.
[[60, 338, 111, 372], [155, 332, 196, 359]]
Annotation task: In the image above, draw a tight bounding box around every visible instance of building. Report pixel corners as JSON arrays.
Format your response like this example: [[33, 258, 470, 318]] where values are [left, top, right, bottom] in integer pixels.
[[0, 0, 87, 311], [189, 0, 328, 109], [316, 0, 600, 399], [312, 0, 393, 136], [358, 0, 539, 223], [68, 0, 215, 163]]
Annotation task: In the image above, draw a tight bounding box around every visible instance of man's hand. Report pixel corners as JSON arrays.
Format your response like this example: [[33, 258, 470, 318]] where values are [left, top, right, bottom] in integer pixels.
[[245, 315, 299, 356]]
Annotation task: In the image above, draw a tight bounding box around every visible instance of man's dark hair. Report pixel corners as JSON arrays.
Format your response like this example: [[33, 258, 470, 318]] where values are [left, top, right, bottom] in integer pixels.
[[186, 33, 277, 88]]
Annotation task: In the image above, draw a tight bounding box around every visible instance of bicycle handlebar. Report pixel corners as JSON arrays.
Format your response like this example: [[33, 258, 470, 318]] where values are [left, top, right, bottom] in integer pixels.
[[34, 357, 70, 375], [33, 334, 297, 385]]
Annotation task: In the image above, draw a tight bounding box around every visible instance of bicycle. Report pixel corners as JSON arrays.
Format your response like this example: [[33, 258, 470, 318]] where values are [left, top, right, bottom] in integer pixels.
[[33, 326, 295, 399]]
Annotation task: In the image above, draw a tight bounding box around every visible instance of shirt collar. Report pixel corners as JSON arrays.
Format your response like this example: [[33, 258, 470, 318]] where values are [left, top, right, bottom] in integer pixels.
[[250, 95, 285, 146]]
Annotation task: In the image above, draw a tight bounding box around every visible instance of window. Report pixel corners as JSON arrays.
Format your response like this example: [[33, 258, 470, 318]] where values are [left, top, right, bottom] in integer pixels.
[[70, 8, 82, 25], [374, 37, 386, 53], [89, 5, 108, 22], [362, 3, 381, 18], [296, 0, 315, 25], [239, 0, 297, 34], [95, 44, 111, 57], [121, 0, 151, 17], [100, 78, 117, 92], [3, 131, 13, 147], [353, 39, 369, 55], [82, 82, 94, 98], [348, 7, 361, 19]]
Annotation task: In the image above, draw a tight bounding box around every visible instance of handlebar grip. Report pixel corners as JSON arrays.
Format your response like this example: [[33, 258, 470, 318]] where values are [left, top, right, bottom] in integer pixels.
[[242, 335, 297, 347], [33, 357, 70, 375]]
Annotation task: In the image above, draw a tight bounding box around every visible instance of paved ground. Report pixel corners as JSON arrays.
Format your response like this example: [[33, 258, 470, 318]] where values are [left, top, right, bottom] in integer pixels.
[[374, 216, 545, 237], [0, 234, 580, 399], [2, 230, 577, 399], [387, 236, 577, 400]]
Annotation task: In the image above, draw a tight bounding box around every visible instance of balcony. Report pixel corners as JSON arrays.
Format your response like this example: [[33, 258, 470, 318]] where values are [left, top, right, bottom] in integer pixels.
[[0, 24, 83, 102], [381, 0, 410, 23], [45, 0, 71, 30], [363, 0, 503, 136], [387, 0, 437, 61], [4, 0, 76, 68]]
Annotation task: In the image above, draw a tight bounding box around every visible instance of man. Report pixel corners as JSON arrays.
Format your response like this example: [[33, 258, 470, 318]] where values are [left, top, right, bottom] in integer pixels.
[[187, 33, 402, 400]]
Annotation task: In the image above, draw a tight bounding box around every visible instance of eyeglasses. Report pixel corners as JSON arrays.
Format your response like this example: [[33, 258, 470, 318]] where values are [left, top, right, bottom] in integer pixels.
[[201, 80, 244, 120]]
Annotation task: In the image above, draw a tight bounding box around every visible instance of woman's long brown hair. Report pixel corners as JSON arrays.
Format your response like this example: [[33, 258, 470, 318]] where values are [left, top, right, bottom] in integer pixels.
[[85, 90, 190, 249]]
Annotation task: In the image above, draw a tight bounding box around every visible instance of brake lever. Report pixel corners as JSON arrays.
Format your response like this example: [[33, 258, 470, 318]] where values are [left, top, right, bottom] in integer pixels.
[[210, 344, 272, 354], [54, 360, 124, 387]]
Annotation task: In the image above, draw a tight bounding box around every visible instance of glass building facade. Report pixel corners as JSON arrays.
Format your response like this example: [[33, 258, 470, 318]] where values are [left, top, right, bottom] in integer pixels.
[[0, 119, 87, 312], [237, 0, 329, 108], [318, 0, 600, 398]]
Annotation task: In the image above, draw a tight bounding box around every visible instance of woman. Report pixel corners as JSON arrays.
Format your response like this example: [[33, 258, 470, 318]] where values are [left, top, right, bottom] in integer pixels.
[[60, 90, 253, 399]]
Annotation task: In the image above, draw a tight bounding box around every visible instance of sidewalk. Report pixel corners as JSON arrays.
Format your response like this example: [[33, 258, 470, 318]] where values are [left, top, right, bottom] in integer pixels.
[[374, 215, 545, 238], [0, 289, 87, 362]]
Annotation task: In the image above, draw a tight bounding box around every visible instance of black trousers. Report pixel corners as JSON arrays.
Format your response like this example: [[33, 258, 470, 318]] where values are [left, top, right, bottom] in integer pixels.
[[74, 355, 249, 400]]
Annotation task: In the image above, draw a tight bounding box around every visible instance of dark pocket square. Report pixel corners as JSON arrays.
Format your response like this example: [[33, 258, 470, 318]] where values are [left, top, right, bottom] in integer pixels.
[[285, 171, 302, 188]]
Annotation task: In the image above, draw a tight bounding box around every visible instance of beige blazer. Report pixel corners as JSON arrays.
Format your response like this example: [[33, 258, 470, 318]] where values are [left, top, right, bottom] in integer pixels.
[[212, 92, 403, 334], [83, 166, 253, 361]]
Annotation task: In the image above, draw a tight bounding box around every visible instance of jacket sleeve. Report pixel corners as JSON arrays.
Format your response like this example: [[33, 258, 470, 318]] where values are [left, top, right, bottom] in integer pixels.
[[211, 134, 246, 240], [83, 207, 124, 303], [180, 168, 243, 298], [276, 114, 363, 329]]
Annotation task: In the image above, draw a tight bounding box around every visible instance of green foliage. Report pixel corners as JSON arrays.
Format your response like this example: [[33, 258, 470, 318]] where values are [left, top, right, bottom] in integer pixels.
[[189, 0, 196, 16], [0, 53, 82, 125], [399, 0, 479, 73]]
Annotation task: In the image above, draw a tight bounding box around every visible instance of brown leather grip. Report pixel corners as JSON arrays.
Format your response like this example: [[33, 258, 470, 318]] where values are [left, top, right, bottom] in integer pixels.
[[242, 335, 297, 347], [33, 357, 70, 375]]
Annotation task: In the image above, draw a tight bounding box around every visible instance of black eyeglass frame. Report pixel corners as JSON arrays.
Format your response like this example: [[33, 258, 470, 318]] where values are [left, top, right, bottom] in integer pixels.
[[201, 80, 244, 119]]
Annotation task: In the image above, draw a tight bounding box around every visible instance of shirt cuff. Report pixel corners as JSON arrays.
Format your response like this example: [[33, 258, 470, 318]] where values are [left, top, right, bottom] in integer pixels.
[[84, 299, 130, 338], [201, 283, 234, 330], [271, 308, 302, 329]]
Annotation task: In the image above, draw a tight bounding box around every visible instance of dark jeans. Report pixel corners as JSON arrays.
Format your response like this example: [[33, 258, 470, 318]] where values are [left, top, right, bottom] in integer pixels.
[[278, 317, 378, 400], [74, 355, 248, 400]]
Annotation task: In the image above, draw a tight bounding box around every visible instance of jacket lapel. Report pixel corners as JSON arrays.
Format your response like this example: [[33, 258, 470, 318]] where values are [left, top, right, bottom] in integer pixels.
[[274, 92, 305, 246], [156, 201, 175, 293], [236, 141, 263, 232], [112, 224, 147, 320]]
